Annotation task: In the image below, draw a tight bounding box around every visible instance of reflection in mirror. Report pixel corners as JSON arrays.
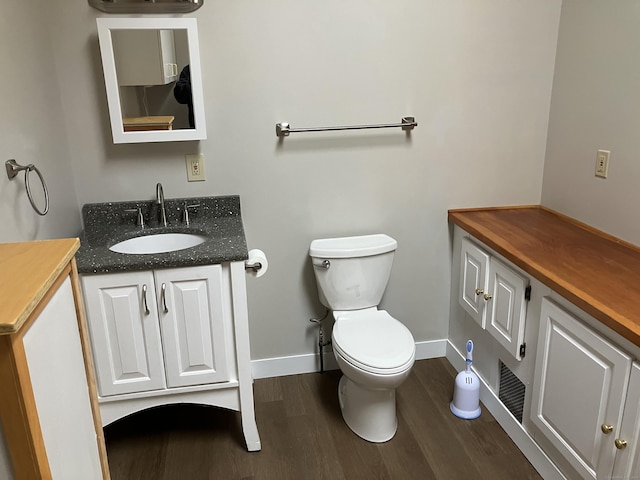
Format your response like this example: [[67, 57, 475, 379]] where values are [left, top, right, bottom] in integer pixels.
[[113, 29, 192, 130], [89, 0, 203, 14], [97, 18, 206, 144]]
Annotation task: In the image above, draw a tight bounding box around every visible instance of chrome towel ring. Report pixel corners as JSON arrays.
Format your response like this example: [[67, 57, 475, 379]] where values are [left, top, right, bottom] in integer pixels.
[[5, 159, 50, 216]]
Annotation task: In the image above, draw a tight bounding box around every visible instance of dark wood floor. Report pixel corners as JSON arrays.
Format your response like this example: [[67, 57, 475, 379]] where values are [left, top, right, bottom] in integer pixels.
[[105, 358, 542, 479]]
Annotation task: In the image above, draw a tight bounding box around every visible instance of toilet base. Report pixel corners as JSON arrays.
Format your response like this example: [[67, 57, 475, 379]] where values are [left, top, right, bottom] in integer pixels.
[[337, 375, 397, 443]]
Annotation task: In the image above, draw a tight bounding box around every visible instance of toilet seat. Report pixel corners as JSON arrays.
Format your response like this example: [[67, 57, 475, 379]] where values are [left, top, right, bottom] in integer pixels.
[[332, 309, 415, 375]]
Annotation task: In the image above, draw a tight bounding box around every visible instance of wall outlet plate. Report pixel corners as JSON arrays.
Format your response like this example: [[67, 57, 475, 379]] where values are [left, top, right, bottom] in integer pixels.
[[186, 153, 205, 182], [595, 150, 610, 178]]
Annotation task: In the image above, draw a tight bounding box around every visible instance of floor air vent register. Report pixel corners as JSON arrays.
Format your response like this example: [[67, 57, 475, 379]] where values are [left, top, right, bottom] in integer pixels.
[[498, 360, 525, 424]]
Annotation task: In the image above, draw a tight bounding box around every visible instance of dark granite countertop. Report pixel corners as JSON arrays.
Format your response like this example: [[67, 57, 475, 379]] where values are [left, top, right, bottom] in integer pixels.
[[76, 195, 248, 274]]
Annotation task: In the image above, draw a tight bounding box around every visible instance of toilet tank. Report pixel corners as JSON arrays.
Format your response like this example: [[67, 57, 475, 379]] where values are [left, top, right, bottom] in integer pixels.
[[309, 234, 397, 311]]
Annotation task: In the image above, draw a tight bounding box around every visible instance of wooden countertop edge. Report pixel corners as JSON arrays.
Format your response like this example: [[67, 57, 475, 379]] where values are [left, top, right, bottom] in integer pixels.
[[448, 206, 640, 346], [0, 239, 80, 336]]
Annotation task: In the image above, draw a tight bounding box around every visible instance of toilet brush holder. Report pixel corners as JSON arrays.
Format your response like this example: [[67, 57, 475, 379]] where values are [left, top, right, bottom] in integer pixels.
[[450, 340, 481, 419]]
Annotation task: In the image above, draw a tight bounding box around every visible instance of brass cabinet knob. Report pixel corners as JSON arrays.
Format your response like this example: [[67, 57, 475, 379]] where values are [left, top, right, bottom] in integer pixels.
[[484, 293, 492, 301], [475, 288, 483, 296], [601, 424, 614, 434], [615, 439, 628, 450]]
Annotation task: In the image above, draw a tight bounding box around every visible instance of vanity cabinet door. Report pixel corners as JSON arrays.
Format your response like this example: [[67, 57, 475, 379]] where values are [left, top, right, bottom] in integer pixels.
[[155, 266, 230, 388], [459, 237, 490, 328], [531, 298, 632, 480], [82, 271, 167, 396]]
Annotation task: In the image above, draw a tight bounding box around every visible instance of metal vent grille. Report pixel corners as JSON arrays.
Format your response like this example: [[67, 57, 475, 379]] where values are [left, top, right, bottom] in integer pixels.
[[498, 360, 525, 424]]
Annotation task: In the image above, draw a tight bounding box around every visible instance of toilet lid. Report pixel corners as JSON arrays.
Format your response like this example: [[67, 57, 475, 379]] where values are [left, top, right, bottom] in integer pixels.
[[332, 310, 415, 374]]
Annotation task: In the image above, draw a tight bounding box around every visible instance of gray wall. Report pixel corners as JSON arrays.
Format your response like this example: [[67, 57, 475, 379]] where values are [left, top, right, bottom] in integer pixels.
[[44, 0, 561, 361], [542, 0, 640, 246], [0, 0, 81, 242]]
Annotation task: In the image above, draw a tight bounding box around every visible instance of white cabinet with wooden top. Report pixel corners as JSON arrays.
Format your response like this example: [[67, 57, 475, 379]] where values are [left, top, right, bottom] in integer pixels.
[[449, 206, 640, 480], [0, 239, 109, 479]]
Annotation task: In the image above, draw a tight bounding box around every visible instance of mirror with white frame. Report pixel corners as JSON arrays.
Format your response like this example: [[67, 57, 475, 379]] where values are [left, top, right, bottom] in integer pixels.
[[97, 18, 207, 144]]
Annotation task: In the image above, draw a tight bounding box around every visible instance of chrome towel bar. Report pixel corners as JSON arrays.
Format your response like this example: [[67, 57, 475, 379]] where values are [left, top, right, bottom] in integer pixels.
[[275, 116, 417, 138]]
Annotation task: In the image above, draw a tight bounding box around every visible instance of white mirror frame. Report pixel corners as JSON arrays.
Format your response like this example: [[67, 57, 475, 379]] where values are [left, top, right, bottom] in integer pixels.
[[97, 17, 207, 144]]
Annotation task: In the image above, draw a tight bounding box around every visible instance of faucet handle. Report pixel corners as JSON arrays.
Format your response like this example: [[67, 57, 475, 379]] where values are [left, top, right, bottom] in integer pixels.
[[182, 203, 201, 225], [124, 207, 145, 228]]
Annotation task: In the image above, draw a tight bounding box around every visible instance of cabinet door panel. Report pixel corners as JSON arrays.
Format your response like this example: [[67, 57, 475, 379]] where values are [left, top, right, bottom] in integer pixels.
[[459, 237, 490, 328], [486, 258, 528, 360], [531, 298, 631, 480], [156, 266, 229, 388], [22, 278, 103, 479], [612, 362, 640, 479], [82, 271, 166, 396]]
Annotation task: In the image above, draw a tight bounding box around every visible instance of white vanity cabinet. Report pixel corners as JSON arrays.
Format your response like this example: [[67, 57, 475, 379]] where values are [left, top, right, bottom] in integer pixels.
[[459, 237, 529, 360], [112, 29, 178, 86], [81, 262, 261, 452], [531, 297, 638, 479], [82, 266, 230, 396]]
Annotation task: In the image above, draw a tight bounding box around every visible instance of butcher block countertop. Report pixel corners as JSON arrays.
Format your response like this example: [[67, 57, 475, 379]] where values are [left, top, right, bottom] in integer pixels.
[[448, 206, 640, 347], [0, 238, 79, 335]]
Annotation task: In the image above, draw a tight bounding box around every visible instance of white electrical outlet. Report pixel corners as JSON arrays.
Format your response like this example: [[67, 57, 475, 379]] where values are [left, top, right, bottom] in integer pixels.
[[186, 154, 205, 182], [595, 150, 610, 179]]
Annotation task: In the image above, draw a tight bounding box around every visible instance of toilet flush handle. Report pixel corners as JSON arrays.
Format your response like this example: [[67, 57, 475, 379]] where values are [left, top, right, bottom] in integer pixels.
[[314, 260, 331, 270]]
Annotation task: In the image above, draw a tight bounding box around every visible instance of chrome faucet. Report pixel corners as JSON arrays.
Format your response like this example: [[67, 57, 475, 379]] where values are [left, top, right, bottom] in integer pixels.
[[156, 182, 168, 227]]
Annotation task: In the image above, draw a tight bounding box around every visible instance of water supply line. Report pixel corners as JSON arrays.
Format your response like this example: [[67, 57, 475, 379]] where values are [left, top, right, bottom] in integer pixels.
[[309, 309, 332, 374]]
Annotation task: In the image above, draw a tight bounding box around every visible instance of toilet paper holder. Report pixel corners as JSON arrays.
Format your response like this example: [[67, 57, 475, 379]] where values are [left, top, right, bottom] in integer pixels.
[[245, 248, 268, 277], [245, 261, 262, 273]]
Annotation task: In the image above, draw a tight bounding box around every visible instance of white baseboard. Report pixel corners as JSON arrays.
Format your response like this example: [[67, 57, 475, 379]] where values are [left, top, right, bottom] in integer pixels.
[[251, 339, 448, 380], [446, 341, 565, 480]]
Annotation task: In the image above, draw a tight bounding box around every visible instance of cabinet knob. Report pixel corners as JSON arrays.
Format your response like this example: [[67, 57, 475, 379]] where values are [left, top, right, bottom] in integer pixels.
[[483, 293, 492, 301], [475, 288, 483, 296], [615, 439, 628, 450], [601, 424, 614, 434]]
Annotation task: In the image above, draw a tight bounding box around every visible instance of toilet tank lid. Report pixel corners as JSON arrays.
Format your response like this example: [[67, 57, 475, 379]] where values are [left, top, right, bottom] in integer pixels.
[[309, 234, 397, 258]]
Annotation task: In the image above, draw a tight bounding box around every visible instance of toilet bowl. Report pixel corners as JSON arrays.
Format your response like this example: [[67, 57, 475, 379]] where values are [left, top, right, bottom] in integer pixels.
[[332, 308, 415, 442], [309, 234, 415, 442]]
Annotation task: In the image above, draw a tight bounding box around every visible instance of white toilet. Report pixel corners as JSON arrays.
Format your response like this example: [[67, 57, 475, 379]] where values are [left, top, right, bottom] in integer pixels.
[[309, 233, 415, 442]]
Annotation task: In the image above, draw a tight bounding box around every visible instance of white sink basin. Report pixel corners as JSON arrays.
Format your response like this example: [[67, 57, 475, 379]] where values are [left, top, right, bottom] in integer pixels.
[[110, 233, 207, 255]]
